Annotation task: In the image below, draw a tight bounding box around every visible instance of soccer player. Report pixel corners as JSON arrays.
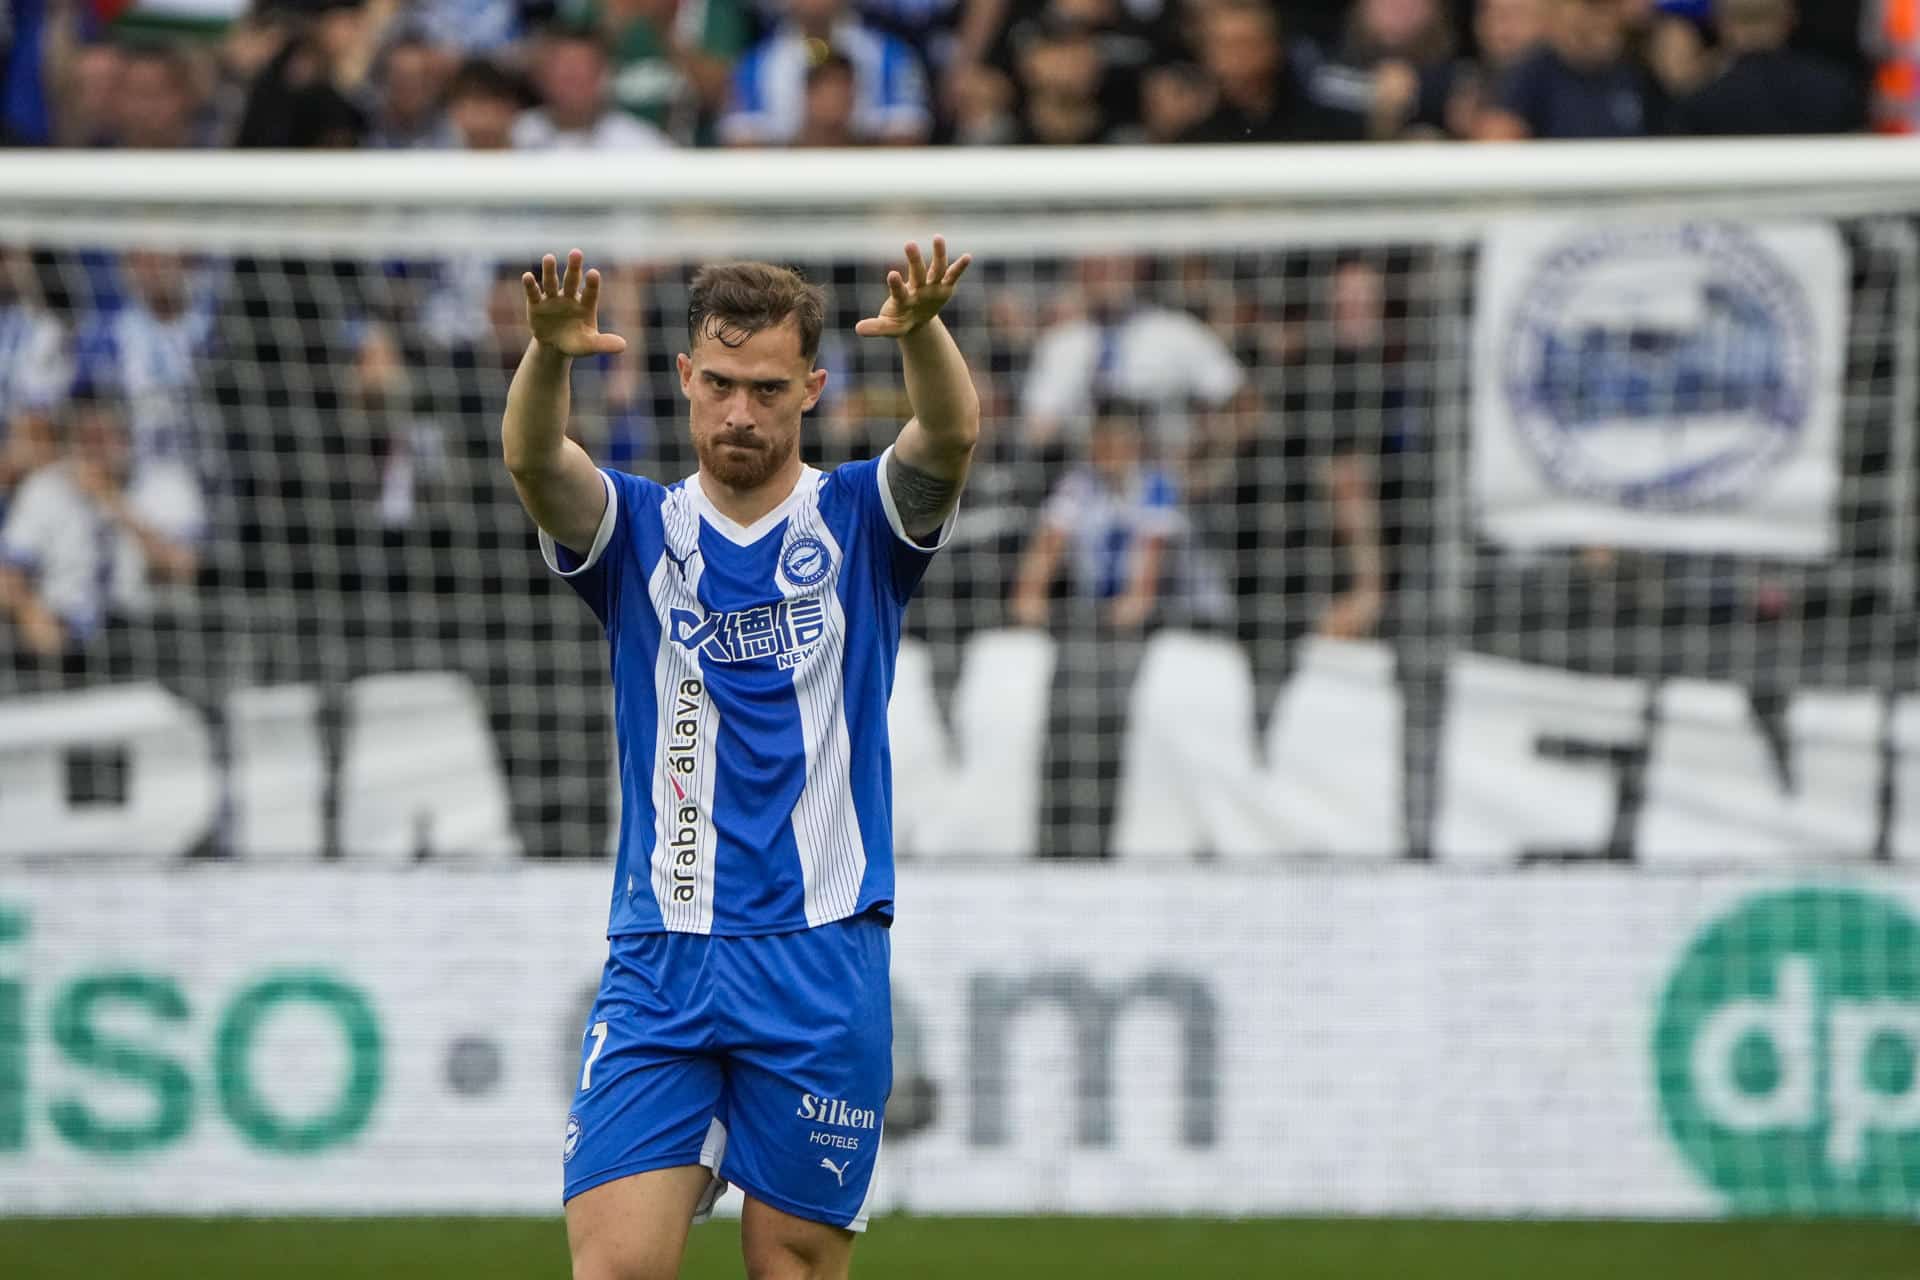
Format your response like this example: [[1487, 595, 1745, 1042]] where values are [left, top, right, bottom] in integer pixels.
[[502, 241, 975, 1280]]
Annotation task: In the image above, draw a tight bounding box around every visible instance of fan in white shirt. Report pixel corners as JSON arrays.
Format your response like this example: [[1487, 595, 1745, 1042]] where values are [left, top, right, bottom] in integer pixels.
[[512, 26, 674, 151], [0, 394, 203, 658], [1020, 254, 1246, 454]]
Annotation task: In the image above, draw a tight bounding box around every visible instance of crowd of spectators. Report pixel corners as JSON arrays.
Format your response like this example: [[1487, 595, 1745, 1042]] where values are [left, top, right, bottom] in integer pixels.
[[0, 0, 1894, 152]]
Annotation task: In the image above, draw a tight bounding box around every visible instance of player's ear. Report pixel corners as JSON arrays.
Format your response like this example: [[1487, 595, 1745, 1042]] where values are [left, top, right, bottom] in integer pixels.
[[803, 366, 828, 411], [676, 352, 694, 398]]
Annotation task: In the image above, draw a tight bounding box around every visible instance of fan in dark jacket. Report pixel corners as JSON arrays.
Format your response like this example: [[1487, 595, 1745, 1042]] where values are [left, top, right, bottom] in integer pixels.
[[1672, 0, 1865, 135]]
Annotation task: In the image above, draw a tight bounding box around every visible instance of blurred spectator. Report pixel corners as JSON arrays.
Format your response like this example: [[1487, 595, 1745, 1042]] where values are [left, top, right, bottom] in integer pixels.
[[74, 250, 216, 464], [445, 55, 524, 148], [0, 391, 203, 660], [0, 245, 69, 498], [1298, 0, 1458, 139], [1444, 0, 1545, 136], [1021, 254, 1245, 458], [1478, 0, 1656, 138], [52, 39, 123, 146], [721, 0, 931, 144], [1011, 397, 1227, 858], [116, 41, 207, 147], [346, 322, 446, 530], [514, 24, 673, 148], [233, 0, 388, 148], [1312, 256, 1421, 641], [795, 47, 860, 143], [1178, 0, 1362, 143], [1012, 397, 1227, 632], [1008, 12, 1130, 143], [599, 0, 748, 143], [1671, 0, 1865, 135], [367, 33, 458, 147], [416, 0, 531, 53], [1138, 60, 1212, 142]]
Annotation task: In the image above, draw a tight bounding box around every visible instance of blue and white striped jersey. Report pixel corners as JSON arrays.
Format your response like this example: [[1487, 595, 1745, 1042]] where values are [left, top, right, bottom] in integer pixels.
[[542, 449, 951, 937]]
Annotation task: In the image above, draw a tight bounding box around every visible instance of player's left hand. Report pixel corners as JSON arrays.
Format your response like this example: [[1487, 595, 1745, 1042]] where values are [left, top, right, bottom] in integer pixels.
[[855, 237, 972, 339]]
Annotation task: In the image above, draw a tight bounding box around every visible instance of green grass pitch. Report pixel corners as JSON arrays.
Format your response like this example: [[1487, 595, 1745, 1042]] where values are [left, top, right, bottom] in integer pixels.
[[4, 1216, 1918, 1279]]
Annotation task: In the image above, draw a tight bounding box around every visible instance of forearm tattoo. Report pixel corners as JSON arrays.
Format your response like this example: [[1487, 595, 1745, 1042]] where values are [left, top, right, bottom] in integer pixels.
[[887, 453, 961, 538]]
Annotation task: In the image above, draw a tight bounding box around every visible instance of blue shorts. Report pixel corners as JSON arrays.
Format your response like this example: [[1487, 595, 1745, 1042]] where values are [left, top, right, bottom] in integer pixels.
[[561, 911, 891, 1231]]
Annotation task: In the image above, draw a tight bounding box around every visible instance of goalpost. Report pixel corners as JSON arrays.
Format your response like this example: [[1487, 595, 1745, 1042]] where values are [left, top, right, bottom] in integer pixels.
[[1, 141, 1918, 1219]]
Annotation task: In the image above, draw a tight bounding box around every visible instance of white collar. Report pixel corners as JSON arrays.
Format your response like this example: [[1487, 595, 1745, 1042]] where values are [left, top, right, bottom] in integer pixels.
[[684, 465, 818, 546]]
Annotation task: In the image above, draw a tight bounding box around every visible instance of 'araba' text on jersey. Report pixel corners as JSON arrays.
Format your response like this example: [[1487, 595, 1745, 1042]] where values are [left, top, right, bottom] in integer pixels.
[[665, 678, 704, 904]]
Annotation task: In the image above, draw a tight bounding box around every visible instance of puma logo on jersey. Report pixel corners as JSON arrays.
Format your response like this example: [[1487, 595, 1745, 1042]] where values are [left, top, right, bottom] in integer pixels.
[[819, 1157, 849, 1187], [669, 600, 826, 666]]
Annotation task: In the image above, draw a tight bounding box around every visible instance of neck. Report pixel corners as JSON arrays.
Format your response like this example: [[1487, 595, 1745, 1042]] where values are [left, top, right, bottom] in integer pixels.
[[698, 455, 805, 527]]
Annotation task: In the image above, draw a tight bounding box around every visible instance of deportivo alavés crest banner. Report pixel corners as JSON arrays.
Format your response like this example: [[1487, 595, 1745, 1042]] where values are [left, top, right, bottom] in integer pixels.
[[1473, 219, 1849, 558]]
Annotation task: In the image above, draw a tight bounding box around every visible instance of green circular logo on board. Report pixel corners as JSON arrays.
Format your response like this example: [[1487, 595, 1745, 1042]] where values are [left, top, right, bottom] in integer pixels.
[[1653, 889, 1920, 1214]]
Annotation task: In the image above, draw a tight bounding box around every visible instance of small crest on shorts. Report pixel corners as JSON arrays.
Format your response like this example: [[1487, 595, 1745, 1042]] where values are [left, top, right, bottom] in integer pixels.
[[564, 1113, 582, 1163], [780, 535, 831, 587]]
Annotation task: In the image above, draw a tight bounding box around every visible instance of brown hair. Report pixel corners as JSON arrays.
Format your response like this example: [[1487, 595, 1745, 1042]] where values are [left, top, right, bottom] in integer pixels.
[[688, 262, 827, 362]]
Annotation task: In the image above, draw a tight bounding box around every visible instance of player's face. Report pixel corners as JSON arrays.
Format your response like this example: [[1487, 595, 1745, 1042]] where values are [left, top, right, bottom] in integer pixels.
[[678, 318, 826, 492]]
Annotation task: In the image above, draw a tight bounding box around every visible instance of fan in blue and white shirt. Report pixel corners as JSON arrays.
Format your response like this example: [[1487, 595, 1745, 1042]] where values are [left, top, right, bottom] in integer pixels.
[[0, 246, 71, 502], [71, 250, 217, 465], [1012, 397, 1232, 631], [721, 0, 930, 144]]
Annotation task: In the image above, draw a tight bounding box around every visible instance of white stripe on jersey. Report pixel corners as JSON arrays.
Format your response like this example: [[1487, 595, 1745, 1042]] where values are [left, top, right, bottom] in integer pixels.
[[650, 485, 721, 933], [776, 471, 866, 927]]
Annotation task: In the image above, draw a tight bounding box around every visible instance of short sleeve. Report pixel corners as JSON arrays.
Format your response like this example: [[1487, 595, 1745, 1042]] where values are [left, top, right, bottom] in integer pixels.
[[1041, 470, 1091, 533], [538, 469, 628, 625], [1135, 470, 1183, 539], [16, 316, 72, 410], [128, 462, 207, 545], [824, 448, 956, 606], [1021, 326, 1091, 424], [1176, 314, 1245, 406]]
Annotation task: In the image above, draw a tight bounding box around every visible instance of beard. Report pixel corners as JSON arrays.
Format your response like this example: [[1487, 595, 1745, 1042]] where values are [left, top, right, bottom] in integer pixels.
[[695, 426, 796, 491]]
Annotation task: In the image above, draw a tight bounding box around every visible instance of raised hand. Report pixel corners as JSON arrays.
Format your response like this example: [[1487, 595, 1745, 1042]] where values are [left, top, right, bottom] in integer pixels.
[[522, 249, 628, 359], [855, 236, 973, 340]]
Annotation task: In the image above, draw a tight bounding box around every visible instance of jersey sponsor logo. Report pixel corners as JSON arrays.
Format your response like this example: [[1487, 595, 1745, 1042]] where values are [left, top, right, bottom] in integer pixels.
[[819, 1156, 850, 1187], [797, 1092, 878, 1130], [810, 1130, 861, 1150], [780, 535, 832, 587], [663, 678, 704, 905], [669, 599, 826, 667]]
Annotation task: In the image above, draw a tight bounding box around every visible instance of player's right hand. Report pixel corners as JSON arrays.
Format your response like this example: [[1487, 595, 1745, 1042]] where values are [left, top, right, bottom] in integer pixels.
[[522, 249, 628, 359]]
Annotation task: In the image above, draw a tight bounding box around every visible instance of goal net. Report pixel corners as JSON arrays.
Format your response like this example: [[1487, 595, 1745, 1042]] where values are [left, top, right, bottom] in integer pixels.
[[1, 145, 1918, 1219], [4, 145, 1914, 867]]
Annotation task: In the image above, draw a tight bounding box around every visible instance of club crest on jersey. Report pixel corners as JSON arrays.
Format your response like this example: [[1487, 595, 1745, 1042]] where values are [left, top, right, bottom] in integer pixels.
[[563, 1114, 582, 1163], [670, 599, 826, 667], [780, 535, 832, 587]]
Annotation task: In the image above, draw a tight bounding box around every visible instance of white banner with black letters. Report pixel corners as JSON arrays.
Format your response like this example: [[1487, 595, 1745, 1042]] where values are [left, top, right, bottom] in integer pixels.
[[1472, 220, 1849, 558]]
